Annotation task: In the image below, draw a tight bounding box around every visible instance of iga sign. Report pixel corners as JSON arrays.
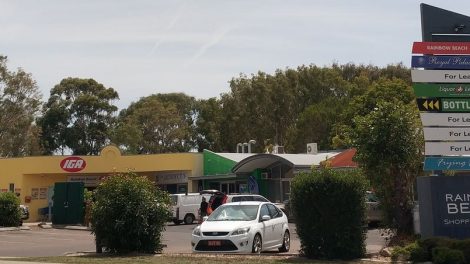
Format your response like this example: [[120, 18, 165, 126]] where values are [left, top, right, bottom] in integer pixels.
[[60, 157, 86, 172]]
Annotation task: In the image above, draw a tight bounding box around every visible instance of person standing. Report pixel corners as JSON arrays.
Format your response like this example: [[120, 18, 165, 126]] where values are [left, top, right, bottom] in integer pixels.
[[200, 197, 208, 220]]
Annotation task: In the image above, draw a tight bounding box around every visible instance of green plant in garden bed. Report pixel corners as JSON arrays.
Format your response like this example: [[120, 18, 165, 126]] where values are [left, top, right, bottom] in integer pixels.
[[392, 237, 470, 264], [91, 171, 171, 254], [0, 191, 21, 227], [290, 168, 367, 260]]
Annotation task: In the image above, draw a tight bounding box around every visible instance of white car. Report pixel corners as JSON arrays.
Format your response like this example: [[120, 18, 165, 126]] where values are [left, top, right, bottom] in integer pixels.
[[191, 201, 290, 253]]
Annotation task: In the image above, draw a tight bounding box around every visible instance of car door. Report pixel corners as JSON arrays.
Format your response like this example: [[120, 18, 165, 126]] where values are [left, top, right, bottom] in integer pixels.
[[259, 204, 275, 248], [267, 204, 284, 246]]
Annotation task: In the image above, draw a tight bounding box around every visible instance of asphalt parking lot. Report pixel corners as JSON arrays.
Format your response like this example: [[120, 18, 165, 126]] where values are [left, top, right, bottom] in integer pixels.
[[0, 223, 385, 257]]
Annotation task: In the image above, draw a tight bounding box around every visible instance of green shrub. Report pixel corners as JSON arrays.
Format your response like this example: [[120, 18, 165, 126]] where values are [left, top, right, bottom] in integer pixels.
[[290, 168, 367, 259], [416, 237, 455, 262], [432, 247, 465, 264], [452, 239, 470, 263], [0, 192, 21, 227], [91, 172, 171, 254], [391, 241, 426, 262]]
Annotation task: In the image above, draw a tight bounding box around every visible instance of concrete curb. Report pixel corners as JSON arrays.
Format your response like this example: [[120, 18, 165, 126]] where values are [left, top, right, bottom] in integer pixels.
[[0, 226, 31, 232]]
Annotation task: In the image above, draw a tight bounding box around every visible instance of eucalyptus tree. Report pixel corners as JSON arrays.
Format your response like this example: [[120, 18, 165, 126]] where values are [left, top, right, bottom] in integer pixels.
[[113, 94, 194, 154], [0, 55, 42, 157], [39, 78, 119, 155]]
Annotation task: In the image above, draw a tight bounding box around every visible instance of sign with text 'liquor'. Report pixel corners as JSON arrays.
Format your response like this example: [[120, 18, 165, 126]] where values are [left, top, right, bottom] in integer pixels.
[[425, 141, 470, 156], [413, 83, 470, 97], [424, 156, 470, 170], [420, 112, 470, 127], [411, 69, 470, 83], [424, 127, 470, 141], [412, 55, 470, 69], [412, 42, 470, 55]]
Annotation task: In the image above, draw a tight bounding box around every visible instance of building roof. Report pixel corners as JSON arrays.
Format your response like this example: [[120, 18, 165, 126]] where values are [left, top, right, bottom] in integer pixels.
[[229, 151, 340, 173], [212, 152, 256, 162], [327, 148, 358, 168]]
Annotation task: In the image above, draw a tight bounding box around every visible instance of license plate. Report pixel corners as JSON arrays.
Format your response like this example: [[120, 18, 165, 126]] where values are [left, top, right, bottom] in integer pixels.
[[207, 240, 221, 246]]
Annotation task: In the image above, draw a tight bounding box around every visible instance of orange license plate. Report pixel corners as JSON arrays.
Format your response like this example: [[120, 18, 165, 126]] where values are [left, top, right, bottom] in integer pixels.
[[207, 240, 221, 246]]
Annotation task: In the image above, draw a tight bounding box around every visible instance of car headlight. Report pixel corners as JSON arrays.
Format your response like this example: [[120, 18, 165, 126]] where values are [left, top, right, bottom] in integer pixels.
[[192, 226, 201, 236], [231, 227, 250, 236]]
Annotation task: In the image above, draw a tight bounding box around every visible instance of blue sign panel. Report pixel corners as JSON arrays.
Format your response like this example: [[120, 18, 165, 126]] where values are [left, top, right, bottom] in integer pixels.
[[424, 156, 470, 171], [412, 55, 470, 69], [417, 176, 470, 239]]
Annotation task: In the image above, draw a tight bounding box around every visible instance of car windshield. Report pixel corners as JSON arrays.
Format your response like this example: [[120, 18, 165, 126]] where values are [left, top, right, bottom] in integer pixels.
[[207, 204, 259, 221]]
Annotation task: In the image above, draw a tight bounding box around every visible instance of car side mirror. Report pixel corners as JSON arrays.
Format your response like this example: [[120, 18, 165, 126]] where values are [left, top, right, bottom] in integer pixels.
[[203, 216, 209, 221], [261, 215, 271, 222]]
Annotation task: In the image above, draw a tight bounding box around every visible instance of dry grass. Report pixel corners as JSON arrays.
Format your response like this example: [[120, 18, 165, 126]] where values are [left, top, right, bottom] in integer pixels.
[[1, 253, 391, 264]]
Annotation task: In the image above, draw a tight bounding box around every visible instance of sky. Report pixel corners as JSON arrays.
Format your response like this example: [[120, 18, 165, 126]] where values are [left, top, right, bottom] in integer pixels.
[[1, 0, 470, 110]]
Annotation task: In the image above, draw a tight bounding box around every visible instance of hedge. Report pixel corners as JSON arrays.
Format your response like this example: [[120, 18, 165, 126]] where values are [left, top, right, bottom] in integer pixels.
[[0, 192, 21, 227], [290, 168, 367, 259], [91, 172, 171, 254]]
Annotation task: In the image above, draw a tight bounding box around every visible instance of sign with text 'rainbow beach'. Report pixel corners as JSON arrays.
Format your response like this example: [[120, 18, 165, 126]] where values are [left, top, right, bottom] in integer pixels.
[[412, 42, 470, 55]]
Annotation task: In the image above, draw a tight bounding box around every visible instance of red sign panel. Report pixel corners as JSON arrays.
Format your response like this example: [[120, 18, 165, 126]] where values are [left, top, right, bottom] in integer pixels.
[[60, 157, 86, 172], [412, 42, 470, 55]]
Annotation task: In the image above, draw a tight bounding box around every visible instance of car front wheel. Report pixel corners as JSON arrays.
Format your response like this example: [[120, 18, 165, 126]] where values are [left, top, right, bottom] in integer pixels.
[[184, 214, 195, 225], [279, 230, 290, 252], [252, 234, 262, 254]]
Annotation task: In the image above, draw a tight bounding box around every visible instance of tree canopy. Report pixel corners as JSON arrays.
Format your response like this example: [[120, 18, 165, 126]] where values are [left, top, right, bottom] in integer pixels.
[[38, 78, 119, 155], [0, 55, 42, 157], [113, 93, 195, 154]]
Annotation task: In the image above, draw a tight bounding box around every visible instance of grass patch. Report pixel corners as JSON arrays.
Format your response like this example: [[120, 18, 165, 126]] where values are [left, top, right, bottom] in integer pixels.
[[0, 254, 384, 264]]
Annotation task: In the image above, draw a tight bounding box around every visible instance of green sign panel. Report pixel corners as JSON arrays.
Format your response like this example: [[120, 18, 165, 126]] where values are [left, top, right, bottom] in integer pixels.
[[417, 98, 470, 112], [442, 98, 470, 112], [413, 83, 470, 97]]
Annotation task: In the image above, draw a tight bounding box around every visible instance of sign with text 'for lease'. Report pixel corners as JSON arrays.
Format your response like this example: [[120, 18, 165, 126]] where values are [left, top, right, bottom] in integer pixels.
[[420, 113, 470, 126], [424, 127, 470, 141], [425, 141, 470, 156], [412, 69, 470, 83]]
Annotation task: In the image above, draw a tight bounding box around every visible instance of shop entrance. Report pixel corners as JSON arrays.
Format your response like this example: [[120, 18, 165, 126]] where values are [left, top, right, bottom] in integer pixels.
[[52, 182, 84, 225], [220, 182, 236, 194]]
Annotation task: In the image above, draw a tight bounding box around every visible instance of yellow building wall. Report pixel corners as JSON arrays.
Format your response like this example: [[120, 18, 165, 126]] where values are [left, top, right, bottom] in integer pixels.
[[0, 146, 203, 223]]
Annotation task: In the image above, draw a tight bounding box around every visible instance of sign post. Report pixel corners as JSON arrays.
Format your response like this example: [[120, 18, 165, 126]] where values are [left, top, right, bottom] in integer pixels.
[[413, 4, 470, 239]]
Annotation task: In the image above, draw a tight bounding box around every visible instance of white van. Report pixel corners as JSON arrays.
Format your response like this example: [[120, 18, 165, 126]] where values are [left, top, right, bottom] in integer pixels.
[[170, 193, 210, 225]]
